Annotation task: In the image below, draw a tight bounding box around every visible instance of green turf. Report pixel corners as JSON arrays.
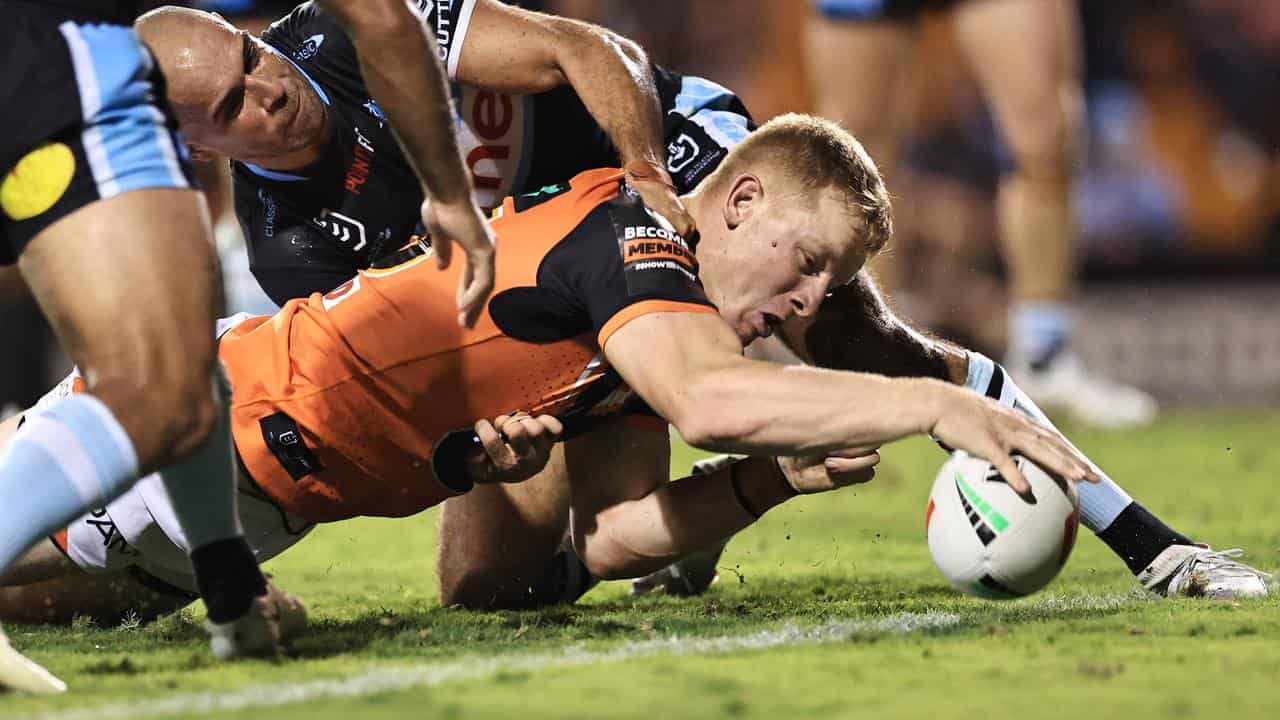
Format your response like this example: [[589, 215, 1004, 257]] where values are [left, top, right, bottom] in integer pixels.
[[4, 410, 1279, 719]]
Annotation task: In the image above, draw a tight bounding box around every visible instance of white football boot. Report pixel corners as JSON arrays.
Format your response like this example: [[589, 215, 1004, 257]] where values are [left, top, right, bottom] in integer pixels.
[[0, 623, 66, 694], [1138, 545, 1272, 599], [205, 579, 307, 660], [1006, 350, 1157, 429], [632, 455, 740, 597]]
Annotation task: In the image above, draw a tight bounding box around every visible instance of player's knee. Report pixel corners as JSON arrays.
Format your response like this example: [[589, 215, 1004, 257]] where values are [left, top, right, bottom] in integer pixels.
[[87, 361, 218, 465], [1003, 94, 1083, 184]]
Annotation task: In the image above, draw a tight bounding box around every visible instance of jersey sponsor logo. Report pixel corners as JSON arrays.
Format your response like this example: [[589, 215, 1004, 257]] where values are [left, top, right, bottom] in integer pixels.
[[313, 208, 368, 252], [345, 126, 376, 195], [1, 142, 76, 221], [322, 274, 361, 310], [409, 0, 452, 60], [293, 33, 325, 61], [453, 87, 527, 208], [666, 133, 701, 173], [84, 508, 137, 557], [623, 238, 697, 273], [258, 189, 277, 238]]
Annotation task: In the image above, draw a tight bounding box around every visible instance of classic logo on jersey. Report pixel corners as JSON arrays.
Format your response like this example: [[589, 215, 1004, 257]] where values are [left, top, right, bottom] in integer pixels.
[[1, 142, 75, 221], [453, 87, 528, 209], [313, 208, 367, 252], [667, 133, 701, 173], [293, 33, 325, 61]]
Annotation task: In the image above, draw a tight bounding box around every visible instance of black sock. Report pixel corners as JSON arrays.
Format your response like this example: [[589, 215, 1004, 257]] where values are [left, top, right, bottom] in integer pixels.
[[191, 537, 268, 623], [1097, 503, 1196, 574], [539, 548, 598, 606]]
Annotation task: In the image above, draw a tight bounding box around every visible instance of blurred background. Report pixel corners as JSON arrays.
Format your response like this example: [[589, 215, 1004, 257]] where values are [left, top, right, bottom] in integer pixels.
[[3, 0, 1277, 412]]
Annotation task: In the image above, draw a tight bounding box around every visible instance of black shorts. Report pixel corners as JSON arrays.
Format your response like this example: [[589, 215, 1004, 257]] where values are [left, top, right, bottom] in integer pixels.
[[815, 0, 963, 21], [0, 7, 194, 265]]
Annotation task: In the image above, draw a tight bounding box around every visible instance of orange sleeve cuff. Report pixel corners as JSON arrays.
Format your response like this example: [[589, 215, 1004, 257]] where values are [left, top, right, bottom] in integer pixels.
[[597, 300, 719, 349]]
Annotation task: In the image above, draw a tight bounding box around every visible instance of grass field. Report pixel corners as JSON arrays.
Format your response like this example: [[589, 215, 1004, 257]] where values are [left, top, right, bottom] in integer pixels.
[[4, 410, 1279, 719]]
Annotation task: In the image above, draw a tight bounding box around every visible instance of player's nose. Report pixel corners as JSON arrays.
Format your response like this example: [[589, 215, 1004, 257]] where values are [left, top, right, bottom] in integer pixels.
[[247, 75, 288, 114], [789, 276, 830, 318]]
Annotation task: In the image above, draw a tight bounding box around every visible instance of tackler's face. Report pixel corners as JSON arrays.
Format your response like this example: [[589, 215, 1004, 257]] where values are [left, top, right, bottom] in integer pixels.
[[148, 16, 330, 166], [700, 177, 867, 346]]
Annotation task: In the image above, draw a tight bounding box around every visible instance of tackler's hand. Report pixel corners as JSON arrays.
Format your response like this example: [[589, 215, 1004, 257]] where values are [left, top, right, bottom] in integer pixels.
[[777, 445, 881, 494], [624, 159, 695, 239], [465, 412, 564, 485], [421, 196, 497, 329]]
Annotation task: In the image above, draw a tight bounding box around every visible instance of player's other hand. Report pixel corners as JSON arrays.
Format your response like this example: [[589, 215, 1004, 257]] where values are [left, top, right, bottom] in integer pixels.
[[778, 446, 881, 494], [466, 412, 564, 485], [624, 159, 695, 238], [926, 383, 1099, 498], [421, 196, 497, 328]]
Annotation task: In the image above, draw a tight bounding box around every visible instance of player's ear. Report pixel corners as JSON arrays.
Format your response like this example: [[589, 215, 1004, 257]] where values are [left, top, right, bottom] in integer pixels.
[[723, 174, 761, 231]]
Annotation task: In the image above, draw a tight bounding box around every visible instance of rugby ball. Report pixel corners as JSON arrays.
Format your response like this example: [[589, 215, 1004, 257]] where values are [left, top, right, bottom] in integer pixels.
[[925, 451, 1080, 599]]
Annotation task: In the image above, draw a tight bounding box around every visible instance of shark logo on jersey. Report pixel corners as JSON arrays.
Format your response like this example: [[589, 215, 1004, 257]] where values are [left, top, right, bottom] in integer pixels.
[[294, 34, 325, 62], [363, 100, 387, 128], [667, 133, 701, 173]]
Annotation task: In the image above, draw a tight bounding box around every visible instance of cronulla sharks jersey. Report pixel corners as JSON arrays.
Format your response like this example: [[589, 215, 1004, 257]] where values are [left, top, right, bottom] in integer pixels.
[[234, 0, 753, 305]]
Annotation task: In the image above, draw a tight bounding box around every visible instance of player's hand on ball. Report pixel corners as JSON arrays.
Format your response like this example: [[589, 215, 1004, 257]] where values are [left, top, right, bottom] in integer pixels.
[[778, 446, 880, 493], [624, 159, 695, 238], [928, 385, 1099, 498], [467, 412, 564, 484], [421, 196, 497, 329]]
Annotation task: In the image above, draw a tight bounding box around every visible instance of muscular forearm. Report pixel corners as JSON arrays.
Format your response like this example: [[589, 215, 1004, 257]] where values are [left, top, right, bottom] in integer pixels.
[[576, 457, 788, 579], [677, 359, 953, 458], [553, 24, 666, 169], [329, 2, 473, 204]]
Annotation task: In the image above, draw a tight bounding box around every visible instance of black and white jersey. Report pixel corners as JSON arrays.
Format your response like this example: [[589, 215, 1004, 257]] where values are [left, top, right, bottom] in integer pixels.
[[235, 0, 753, 305]]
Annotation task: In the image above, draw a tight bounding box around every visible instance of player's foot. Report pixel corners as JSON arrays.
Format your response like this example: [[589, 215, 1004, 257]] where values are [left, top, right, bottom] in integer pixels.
[[1138, 545, 1271, 599], [205, 579, 307, 660], [1006, 350, 1157, 429], [0, 623, 66, 694]]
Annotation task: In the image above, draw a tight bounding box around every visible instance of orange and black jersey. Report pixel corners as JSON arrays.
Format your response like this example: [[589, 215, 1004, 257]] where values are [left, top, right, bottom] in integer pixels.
[[219, 168, 718, 523]]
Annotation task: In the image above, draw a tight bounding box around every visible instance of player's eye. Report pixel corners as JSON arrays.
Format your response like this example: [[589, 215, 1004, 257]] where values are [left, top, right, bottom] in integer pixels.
[[801, 251, 818, 276], [244, 39, 261, 75]]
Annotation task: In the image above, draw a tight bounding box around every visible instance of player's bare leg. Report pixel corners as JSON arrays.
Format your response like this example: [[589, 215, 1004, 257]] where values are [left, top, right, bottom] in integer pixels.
[[805, 12, 917, 291], [437, 446, 577, 610], [953, 0, 1155, 427], [0, 542, 189, 626]]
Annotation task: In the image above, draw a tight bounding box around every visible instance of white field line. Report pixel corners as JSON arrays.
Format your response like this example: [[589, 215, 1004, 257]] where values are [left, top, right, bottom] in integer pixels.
[[21, 592, 1144, 720]]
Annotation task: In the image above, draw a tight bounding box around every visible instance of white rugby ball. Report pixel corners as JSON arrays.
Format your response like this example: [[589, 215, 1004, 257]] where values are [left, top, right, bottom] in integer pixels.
[[926, 451, 1080, 599]]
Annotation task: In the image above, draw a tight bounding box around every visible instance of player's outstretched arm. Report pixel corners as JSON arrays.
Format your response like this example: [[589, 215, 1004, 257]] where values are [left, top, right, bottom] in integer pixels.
[[603, 310, 1097, 495], [317, 0, 495, 327], [455, 0, 693, 235]]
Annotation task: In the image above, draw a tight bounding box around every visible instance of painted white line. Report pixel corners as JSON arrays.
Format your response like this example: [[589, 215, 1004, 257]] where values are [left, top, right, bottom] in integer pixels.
[[20, 592, 1146, 720], [19, 612, 959, 720]]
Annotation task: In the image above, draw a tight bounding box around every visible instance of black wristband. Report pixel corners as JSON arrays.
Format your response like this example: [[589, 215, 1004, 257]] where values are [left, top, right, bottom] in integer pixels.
[[729, 461, 764, 520]]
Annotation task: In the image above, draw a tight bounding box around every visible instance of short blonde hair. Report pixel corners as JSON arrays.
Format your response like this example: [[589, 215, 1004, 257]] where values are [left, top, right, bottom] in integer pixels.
[[708, 113, 893, 255]]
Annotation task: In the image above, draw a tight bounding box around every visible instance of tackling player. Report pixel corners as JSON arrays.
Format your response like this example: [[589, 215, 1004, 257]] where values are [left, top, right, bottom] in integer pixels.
[[0, 116, 1096, 627], [135, 0, 743, 303]]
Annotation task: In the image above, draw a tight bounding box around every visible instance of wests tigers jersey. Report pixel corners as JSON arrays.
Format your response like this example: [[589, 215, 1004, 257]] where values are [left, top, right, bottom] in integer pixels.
[[220, 169, 717, 523]]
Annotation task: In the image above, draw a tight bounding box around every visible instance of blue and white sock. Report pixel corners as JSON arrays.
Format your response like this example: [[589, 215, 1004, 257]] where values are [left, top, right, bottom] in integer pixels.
[[965, 351, 1132, 532], [0, 394, 138, 573], [1009, 302, 1071, 369]]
